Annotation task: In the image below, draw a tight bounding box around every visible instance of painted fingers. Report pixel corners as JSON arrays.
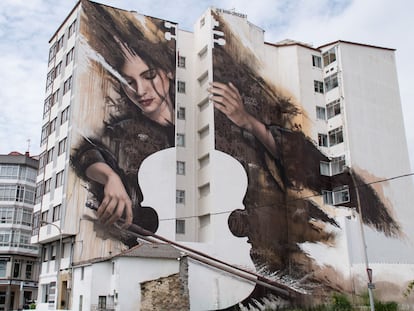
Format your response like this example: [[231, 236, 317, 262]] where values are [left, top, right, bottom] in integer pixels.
[[97, 173, 133, 228], [208, 81, 251, 129]]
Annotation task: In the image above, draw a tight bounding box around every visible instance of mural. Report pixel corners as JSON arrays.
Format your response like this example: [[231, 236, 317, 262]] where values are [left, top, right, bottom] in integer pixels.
[[70, 0, 176, 247], [66, 1, 406, 308], [209, 9, 401, 304]]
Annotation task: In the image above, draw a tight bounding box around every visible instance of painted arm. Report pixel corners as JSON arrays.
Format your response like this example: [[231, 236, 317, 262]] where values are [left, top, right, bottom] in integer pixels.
[[209, 81, 277, 157], [85, 162, 133, 227]]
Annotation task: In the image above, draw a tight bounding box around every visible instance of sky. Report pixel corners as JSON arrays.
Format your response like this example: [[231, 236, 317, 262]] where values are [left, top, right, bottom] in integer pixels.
[[0, 0, 413, 171]]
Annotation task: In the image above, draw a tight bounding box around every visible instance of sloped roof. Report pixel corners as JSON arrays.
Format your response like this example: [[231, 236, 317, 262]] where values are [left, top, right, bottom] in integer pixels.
[[115, 243, 182, 259]]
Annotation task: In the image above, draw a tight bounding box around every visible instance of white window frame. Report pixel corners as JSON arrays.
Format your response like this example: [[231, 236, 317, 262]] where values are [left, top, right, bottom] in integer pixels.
[[312, 55, 322, 68], [176, 190, 185, 204], [316, 106, 326, 120], [314, 80, 324, 93], [176, 161, 185, 175], [176, 219, 185, 234], [176, 134, 185, 147]]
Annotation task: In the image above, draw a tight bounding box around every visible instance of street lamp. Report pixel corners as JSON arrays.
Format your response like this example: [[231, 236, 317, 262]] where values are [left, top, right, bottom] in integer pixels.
[[41, 221, 63, 310], [347, 167, 375, 311]]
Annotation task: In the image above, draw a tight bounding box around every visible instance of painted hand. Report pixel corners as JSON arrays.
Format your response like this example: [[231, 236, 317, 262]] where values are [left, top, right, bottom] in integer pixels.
[[209, 81, 253, 131], [97, 172, 133, 228]]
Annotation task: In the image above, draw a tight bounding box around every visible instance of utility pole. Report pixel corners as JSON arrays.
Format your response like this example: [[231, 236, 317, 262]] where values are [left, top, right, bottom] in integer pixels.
[[348, 167, 375, 311]]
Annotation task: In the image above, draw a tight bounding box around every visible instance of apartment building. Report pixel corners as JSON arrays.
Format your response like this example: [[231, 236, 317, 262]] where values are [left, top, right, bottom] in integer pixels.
[[31, 1, 414, 309], [0, 152, 39, 310]]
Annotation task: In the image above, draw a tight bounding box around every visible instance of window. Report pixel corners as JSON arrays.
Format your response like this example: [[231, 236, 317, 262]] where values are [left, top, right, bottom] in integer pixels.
[[0, 261, 6, 277], [47, 147, 54, 164], [43, 95, 53, 118], [0, 185, 35, 204], [177, 81, 186, 93], [79, 295, 83, 311], [328, 126, 344, 146], [48, 42, 57, 63], [55, 170, 64, 188], [331, 156, 346, 175], [176, 161, 185, 175], [318, 134, 328, 147], [320, 156, 345, 176], [44, 179, 51, 194], [198, 126, 209, 139], [323, 47, 336, 66], [312, 55, 322, 68], [81, 266, 84, 280], [50, 245, 56, 260], [49, 118, 57, 134], [177, 107, 185, 120], [0, 207, 14, 223], [327, 99, 341, 119], [68, 19, 76, 38], [0, 164, 18, 179], [176, 134, 185, 147], [21, 208, 32, 226], [40, 123, 49, 146], [46, 68, 55, 90], [322, 186, 350, 205], [63, 76, 72, 95], [56, 35, 64, 52], [324, 73, 338, 92], [66, 47, 75, 66], [55, 61, 62, 77], [320, 161, 330, 176], [25, 262, 33, 279], [61, 106, 69, 124], [35, 182, 44, 203], [316, 106, 326, 120], [98, 296, 107, 309], [314, 80, 324, 93], [52, 89, 60, 106], [200, 17, 205, 28], [41, 211, 48, 224], [176, 190, 185, 204], [176, 219, 185, 234], [58, 138, 67, 155], [178, 56, 186, 68], [13, 260, 21, 278]]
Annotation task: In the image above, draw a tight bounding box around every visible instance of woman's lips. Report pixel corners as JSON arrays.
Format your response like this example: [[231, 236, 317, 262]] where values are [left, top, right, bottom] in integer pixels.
[[139, 98, 154, 107]]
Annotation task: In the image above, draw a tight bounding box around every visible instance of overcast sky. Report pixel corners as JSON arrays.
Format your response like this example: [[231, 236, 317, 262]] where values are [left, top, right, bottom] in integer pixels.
[[1, 0, 413, 171]]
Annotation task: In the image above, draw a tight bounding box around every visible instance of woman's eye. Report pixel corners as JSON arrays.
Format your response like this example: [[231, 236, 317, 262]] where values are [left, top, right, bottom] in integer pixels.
[[143, 69, 157, 80]]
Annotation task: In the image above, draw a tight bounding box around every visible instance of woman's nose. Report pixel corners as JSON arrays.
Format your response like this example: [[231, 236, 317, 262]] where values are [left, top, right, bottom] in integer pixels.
[[134, 78, 147, 97]]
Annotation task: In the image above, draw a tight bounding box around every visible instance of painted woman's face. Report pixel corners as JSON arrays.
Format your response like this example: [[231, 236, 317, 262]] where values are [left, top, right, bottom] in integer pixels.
[[120, 52, 172, 119]]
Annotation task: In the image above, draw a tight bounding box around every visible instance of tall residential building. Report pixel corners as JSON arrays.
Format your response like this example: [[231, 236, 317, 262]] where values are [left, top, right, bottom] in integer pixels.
[[0, 152, 39, 310], [31, 1, 414, 310]]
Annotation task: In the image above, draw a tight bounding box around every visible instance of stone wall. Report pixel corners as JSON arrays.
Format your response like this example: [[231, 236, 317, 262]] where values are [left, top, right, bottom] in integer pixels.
[[140, 257, 189, 310]]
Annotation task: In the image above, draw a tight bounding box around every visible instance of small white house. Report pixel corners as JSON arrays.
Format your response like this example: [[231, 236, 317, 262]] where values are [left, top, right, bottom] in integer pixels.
[[71, 243, 183, 311]]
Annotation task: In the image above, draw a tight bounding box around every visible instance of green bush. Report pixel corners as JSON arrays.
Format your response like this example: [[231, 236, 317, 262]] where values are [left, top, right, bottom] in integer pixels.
[[331, 293, 352, 311], [374, 301, 398, 311]]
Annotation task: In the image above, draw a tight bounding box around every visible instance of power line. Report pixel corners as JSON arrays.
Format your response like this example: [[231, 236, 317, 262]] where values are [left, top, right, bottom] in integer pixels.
[[156, 171, 414, 222]]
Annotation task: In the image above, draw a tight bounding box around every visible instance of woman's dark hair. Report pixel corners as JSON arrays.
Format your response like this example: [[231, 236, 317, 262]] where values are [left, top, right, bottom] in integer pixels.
[[80, 0, 176, 104]]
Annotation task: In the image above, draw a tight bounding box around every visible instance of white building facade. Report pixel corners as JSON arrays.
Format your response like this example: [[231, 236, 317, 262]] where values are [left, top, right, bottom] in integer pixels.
[[0, 152, 39, 310]]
